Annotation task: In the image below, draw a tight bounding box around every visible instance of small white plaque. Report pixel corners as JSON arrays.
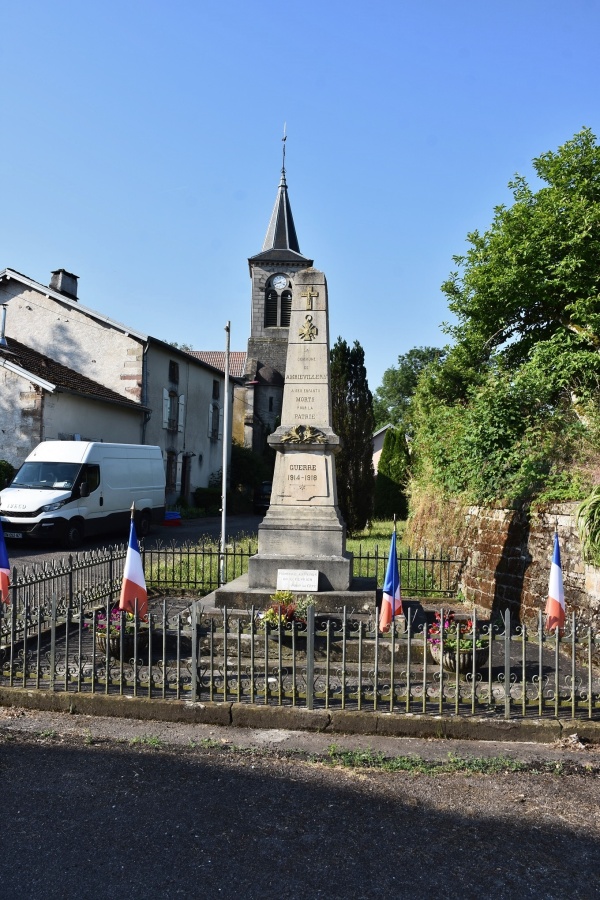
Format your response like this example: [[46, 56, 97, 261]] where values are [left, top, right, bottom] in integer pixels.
[[276, 569, 319, 592]]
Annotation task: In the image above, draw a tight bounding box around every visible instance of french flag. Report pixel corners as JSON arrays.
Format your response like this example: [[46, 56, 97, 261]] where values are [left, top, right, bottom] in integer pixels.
[[119, 517, 148, 619], [545, 531, 565, 632], [379, 528, 402, 633], [0, 522, 9, 604]]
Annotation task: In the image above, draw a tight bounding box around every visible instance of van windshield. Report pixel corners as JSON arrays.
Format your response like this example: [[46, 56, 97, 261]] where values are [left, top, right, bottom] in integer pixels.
[[11, 462, 81, 490]]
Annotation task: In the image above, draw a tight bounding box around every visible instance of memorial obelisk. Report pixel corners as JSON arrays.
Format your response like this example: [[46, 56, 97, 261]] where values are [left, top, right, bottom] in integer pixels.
[[247, 267, 353, 591]]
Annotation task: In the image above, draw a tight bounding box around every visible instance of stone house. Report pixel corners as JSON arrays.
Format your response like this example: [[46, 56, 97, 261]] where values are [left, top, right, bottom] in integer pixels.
[[0, 267, 234, 503], [0, 334, 144, 465], [372, 424, 394, 473], [191, 351, 248, 446]]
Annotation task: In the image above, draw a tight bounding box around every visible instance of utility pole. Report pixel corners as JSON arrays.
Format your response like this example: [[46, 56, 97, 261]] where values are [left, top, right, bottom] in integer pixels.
[[219, 321, 231, 586]]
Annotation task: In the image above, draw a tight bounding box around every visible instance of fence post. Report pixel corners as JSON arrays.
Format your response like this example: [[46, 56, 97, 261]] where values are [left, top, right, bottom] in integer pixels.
[[10, 566, 18, 615], [68, 555, 74, 609], [191, 601, 198, 703], [50, 593, 57, 692], [504, 607, 511, 719], [306, 604, 315, 710]]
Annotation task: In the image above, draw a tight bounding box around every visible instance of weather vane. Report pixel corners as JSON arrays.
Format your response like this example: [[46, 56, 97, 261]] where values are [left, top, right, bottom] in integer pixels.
[[282, 121, 287, 173]]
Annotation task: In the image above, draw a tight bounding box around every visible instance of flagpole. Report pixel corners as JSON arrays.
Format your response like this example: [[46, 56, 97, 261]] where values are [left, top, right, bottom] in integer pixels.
[[393, 512, 397, 618], [219, 321, 231, 587]]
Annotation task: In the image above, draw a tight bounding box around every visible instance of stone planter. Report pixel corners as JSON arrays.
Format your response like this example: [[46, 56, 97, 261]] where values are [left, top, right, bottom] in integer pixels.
[[96, 631, 149, 660], [429, 643, 489, 674], [267, 625, 307, 645]]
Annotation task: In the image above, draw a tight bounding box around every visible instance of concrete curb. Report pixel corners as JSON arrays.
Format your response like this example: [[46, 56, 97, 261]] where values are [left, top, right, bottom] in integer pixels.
[[231, 703, 330, 732], [0, 688, 232, 727], [0, 687, 599, 745]]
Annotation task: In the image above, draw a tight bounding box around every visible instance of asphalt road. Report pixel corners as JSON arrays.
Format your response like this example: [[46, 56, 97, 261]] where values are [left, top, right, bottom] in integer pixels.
[[5, 514, 262, 571], [0, 708, 599, 900]]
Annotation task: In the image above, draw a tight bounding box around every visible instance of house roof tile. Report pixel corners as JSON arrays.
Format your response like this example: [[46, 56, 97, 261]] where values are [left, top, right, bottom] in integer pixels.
[[190, 351, 247, 378]]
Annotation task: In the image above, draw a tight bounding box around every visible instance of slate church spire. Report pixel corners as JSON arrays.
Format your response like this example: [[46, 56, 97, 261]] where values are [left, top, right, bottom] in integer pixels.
[[250, 134, 312, 267], [262, 124, 301, 253], [244, 136, 313, 456], [262, 167, 301, 254]]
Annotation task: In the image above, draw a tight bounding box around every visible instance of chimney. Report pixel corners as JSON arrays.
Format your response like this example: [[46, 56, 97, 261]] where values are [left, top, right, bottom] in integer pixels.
[[50, 269, 79, 301]]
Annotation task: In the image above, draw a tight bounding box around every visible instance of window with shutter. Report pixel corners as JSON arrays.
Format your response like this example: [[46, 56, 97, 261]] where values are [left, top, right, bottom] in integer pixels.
[[162, 389, 170, 429], [208, 401, 220, 441], [167, 391, 178, 431]]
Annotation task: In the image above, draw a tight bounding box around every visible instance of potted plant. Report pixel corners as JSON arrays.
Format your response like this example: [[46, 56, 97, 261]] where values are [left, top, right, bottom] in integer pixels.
[[427, 610, 489, 674], [259, 591, 312, 640], [94, 607, 149, 660]]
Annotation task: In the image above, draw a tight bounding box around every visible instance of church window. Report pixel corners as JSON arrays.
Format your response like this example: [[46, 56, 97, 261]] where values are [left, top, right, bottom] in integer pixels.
[[264, 284, 292, 327]]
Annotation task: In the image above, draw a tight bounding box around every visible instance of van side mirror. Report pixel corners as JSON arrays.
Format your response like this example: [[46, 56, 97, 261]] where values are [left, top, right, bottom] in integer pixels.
[[79, 482, 90, 498]]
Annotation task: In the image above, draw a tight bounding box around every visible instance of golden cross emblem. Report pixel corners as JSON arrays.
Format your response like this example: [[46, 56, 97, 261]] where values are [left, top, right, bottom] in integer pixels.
[[299, 314, 318, 342], [301, 287, 319, 310]]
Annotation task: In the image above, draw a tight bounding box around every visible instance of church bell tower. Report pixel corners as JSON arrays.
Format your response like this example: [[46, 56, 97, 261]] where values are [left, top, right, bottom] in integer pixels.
[[244, 148, 313, 456]]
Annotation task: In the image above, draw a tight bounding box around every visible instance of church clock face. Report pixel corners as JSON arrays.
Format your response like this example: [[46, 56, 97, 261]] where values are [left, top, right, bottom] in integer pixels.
[[271, 274, 287, 290]]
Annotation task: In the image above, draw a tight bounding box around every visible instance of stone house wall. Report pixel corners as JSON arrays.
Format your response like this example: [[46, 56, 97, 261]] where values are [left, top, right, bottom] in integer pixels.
[[0, 279, 143, 401], [0, 367, 42, 465]]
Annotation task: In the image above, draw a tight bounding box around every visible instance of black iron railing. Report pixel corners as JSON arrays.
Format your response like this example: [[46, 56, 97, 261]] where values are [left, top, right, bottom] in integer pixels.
[[0, 600, 598, 719], [4, 542, 463, 620]]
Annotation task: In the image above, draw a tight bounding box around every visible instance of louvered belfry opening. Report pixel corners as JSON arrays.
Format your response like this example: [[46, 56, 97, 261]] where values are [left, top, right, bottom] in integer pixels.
[[280, 290, 292, 326], [265, 289, 278, 326]]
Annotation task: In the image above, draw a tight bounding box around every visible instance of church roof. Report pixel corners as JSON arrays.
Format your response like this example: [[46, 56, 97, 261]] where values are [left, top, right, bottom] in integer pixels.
[[249, 168, 312, 267]]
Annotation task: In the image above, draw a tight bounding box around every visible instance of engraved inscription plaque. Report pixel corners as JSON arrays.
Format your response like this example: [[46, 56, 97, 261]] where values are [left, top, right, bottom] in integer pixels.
[[281, 454, 328, 501], [276, 569, 319, 591]]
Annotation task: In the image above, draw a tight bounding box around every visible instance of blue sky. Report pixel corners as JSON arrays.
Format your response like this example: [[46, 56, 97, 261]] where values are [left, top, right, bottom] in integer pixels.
[[2, 0, 599, 391]]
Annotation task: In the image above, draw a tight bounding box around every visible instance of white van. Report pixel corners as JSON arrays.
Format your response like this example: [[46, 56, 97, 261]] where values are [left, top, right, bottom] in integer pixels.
[[0, 441, 166, 548]]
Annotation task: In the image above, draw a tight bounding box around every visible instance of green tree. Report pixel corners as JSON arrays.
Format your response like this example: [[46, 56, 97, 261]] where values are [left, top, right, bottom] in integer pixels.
[[229, 442, 269, 491], [165, 340, 195, 353], [443, 127, 600, 376], [331, 338, 375, 533], [373, 428, 409, 519], [411, 128, 600, 504], [0, 460, 15, 488], [373, 346, 445, 429]]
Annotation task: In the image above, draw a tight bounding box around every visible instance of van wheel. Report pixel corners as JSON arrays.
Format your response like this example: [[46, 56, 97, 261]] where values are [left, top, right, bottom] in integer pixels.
[[137, 511, 151, 539], [64, 520, 84, 550]]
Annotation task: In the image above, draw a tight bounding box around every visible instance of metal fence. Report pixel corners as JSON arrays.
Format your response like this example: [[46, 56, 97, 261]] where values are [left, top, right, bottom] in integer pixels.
[[0, 596, 598, 720], [5, 542, 596, 719], [5, 542, 463, 618]]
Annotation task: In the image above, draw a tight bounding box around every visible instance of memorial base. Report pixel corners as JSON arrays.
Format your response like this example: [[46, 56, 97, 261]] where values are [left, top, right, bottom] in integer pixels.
[[247, 553, 352, 592], [249, 504, 352, 591], [214, 574, 377, 613]]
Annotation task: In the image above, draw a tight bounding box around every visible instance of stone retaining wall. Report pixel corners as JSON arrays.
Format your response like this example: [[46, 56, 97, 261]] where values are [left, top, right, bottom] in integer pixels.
[[410, 500, 600, 627]]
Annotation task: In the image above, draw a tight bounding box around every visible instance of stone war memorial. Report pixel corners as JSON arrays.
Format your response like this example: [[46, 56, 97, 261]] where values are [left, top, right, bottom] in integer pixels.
[[216, 268, 376, 612]]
